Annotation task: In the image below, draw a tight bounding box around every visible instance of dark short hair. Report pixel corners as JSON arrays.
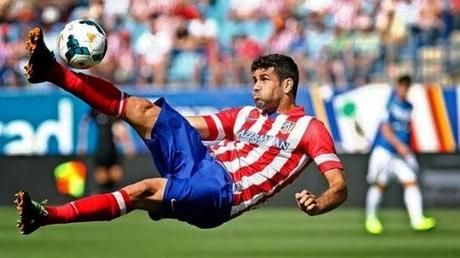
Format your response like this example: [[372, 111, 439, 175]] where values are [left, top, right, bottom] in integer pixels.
[[398, 75, 412, 86], [251, 54, 299, 98]]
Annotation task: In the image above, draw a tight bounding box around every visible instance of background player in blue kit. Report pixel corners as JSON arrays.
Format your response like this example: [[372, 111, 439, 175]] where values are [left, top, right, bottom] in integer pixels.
[[365, 75, 436, 234]]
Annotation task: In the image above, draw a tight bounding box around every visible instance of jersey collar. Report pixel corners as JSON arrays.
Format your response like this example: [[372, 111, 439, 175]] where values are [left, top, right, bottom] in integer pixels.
[[260, 106, 305, 118]]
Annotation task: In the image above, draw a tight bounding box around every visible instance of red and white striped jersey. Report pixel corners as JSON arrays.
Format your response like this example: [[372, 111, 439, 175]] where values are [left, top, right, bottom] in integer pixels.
[[203, 106, 343, 217]]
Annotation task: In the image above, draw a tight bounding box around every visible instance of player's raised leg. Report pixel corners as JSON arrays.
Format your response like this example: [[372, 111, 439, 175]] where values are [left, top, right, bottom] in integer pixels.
[[15, 178, 166, 235], [24, 27, 159, 139], [19, 28, 185, 235]]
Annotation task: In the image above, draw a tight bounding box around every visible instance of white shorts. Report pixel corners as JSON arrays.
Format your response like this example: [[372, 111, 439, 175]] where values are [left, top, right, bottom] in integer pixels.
[[367, 146, 419, 185]]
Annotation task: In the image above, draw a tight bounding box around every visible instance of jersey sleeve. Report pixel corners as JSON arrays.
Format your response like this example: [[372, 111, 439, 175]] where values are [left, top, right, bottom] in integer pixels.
[[202, 107, 241, 141], [381, 97, 393, 123], [301, 118, 344, 173]]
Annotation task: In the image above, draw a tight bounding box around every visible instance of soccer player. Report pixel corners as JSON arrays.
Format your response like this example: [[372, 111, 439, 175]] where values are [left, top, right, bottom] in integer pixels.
[[365, 75, 436, 234], [15, 27, 347, 234]]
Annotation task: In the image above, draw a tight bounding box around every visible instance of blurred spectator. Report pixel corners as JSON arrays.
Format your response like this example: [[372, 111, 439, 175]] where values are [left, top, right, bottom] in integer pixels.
[[172, 0, 201, 20], [394, 0, 419, 34], [352, 15, 380, 85], [376, 0, 408, 78], [0, 58, 23, 87], [130, 0, 179, 21], [188, 11, 217, 39], [102, 0, 129, 20], [86, 0, 104, 20], [134, 13, 173, 88], [330, 0, 361, 31], [328, 25, 353, 88], [297, 0, 333, 16], [452, 0, 460, 30], [267, 17, 308, 84], [305, 13, 334, 86], [92, 29, 135, 84], [167, 25, 205, 87], [188, 7, 224, 87], [228, 0, 273, 44], [417, 0, 444, 46], [231, 33, 263, 85], [394, 0, 420, 62], [267, 17, 297, 54], [360, 0, 380, 17], [41, 6, 63, 53]]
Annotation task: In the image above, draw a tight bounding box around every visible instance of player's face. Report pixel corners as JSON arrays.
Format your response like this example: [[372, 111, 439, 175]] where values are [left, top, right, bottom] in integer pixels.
[[396, 83, 410, 100], [252, 67, 284, 112]]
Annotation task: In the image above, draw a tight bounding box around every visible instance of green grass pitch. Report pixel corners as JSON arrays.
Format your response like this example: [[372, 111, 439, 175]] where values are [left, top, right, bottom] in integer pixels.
[[0, 207, 459, 258]]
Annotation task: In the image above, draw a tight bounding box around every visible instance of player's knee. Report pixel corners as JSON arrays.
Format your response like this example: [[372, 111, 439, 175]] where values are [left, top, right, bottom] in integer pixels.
[[402, 181, 418, 188], [372, 183, 386, 192], [125, 97, 160, 138], [126, 97, 154, 121]]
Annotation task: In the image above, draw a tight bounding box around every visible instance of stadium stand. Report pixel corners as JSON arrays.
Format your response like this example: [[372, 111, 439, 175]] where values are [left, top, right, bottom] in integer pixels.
[[0, 0, 459, 88]]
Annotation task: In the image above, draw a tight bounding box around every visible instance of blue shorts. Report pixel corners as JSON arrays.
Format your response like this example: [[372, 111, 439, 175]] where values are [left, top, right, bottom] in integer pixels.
[[143, 98, 233, 228]]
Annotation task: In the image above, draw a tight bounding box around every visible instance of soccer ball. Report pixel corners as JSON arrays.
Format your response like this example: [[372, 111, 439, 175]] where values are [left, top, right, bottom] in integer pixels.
[[57, 19, 107, 69]]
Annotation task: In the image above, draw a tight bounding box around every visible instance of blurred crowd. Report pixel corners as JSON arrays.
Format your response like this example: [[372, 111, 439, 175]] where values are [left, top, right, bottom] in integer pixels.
[[1, 0, 460, 89]]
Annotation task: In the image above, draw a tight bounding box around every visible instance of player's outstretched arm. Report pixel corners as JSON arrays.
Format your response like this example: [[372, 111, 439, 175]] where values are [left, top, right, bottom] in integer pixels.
[[295, 168, 347, 216], [186, 116, 210, 139], [187, 108, 240, 141], [381, 122, 410, 158]]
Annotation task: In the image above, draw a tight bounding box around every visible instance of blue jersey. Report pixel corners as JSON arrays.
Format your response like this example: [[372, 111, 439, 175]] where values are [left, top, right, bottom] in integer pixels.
[[374, 92, 412, 154]]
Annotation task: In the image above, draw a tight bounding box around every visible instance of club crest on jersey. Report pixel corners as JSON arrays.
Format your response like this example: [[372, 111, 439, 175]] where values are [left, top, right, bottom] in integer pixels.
[[280, 121, 296, 134]]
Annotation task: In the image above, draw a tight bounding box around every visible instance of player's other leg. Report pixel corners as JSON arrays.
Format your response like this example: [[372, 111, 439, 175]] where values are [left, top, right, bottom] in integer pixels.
[[393, 158, 436, 231], [15, 178, 166, 235]]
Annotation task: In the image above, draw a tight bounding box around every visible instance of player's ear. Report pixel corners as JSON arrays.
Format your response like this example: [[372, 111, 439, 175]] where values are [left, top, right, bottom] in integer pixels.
[[282, 78, 293, 95]]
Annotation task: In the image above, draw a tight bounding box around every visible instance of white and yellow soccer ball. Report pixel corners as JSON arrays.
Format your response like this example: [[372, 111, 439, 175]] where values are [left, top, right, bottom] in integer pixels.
[[57, 19, 107, 69]]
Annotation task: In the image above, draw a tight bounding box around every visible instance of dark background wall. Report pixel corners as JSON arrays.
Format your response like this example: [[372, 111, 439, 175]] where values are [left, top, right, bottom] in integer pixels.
[[1, 154, 460, 207]]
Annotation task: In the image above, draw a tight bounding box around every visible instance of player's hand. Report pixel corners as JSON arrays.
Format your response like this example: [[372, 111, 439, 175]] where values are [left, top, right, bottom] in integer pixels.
[[396, 144, 410, 159], [295, 190, 320, 216], [405, 153, 419, 171]]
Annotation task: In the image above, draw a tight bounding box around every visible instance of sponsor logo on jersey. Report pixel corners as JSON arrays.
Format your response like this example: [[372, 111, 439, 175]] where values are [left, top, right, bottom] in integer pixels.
[[236, 130, 290, 150]]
